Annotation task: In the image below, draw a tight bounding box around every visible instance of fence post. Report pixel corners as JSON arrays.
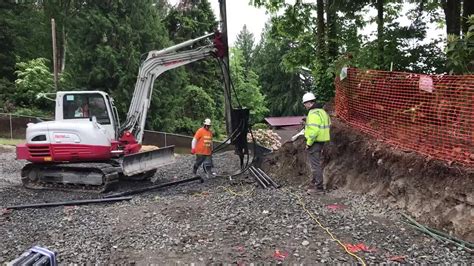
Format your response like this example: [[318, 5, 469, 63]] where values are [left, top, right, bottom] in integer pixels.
[[9, 113, 13, 140], [164, 132, 167, 147]]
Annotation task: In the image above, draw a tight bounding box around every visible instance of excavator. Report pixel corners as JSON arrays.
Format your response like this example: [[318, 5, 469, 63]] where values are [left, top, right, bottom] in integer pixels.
[[15, 0, 249, 192]]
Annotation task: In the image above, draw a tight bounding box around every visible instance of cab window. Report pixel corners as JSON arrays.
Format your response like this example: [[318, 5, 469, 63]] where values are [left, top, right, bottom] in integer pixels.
[[63, 93, 110, 124]]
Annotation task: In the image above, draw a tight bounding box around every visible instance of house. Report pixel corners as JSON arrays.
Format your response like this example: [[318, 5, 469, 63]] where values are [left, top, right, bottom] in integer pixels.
[[264, 116, 305, 142]]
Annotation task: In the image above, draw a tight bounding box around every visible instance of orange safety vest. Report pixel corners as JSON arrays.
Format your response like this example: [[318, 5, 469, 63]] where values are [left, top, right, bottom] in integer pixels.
[[194, 127, 213, 155]]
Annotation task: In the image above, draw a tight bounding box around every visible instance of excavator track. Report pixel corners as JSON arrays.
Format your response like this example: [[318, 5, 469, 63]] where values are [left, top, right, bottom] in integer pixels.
[[21, 162, 122, 193]]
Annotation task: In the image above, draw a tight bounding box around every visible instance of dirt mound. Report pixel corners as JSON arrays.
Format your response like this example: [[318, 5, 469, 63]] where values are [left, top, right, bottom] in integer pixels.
[[260, 137, 309, 187], [262, 119, 474, 241]]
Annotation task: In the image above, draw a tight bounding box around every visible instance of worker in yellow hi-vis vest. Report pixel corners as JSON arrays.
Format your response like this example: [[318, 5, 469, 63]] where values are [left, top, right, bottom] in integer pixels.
[[292, 92, 331, 194]]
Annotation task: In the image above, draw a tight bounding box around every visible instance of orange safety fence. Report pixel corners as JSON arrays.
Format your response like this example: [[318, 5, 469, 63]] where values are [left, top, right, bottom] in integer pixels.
[[335, 67, 474, 166]]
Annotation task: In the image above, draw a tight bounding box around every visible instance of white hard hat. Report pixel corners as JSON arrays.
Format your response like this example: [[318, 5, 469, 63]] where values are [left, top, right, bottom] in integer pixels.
[[302, 92, 316, 103], [203, 118, 212, 125]]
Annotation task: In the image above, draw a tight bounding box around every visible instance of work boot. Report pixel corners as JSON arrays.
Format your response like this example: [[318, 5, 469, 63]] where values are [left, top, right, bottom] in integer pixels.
[[307, 183, 325, 195]]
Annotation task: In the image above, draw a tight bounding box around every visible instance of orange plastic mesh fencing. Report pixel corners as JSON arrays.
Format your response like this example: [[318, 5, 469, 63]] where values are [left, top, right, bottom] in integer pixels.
[[335, 67, 474, 166]]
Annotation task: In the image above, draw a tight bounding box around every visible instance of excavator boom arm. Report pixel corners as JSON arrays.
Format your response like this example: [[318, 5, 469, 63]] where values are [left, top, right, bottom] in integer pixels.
[[120, 34, 220, 143]]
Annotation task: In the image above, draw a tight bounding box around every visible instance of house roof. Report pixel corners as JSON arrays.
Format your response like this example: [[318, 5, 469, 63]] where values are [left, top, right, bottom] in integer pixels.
[[264, 116, 305, 127]]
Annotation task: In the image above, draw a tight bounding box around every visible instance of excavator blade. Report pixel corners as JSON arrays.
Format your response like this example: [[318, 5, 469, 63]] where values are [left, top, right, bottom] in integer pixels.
[[122, 146, 175, 176]]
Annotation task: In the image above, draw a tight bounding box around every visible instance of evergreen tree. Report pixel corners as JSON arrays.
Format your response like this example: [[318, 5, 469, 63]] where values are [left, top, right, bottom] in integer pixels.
[[164, 0, 224, 135], [230, 47, 268, 123], [252, 24, 306, 116], [65, 0, 181, 132], [234, 25, 255, 75]]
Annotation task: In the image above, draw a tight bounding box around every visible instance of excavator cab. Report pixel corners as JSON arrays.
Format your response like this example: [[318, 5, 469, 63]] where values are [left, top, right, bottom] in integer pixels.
[[57, 91, 119, 141]]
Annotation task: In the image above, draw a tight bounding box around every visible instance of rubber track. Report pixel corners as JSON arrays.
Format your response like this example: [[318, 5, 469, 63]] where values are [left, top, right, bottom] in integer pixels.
[[21, 162, 122, 193]]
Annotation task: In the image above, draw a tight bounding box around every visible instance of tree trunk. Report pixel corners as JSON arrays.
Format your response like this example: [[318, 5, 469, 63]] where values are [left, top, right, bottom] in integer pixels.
[[442, 0, 461, 36], [326, 0, 337, 60], [376, 0, 384, 69], [316, 0, 326, 67], [462, 0, 474, 35]]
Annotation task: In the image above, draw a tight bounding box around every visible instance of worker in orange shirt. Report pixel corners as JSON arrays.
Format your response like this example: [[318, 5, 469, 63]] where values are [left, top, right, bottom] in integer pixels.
[[191, 118, 214, 176]]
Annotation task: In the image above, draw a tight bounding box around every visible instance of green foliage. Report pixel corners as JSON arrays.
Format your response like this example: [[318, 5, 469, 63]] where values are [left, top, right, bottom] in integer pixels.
[[163, 0, 223, 134], [252, 25, 306, 116], [13, 106, 53, 118], [64, 0, 177, 131], [0, 78, 15, 112], [252, 123, 269, 130], [446, 15, 474, 74], [0, 0, 464, 139], [230, 48, 268, 124], [175, 85, 217, 136], [234, 25, 255, 74], [0, 1, 51, 112], [14, 58, 54, 111]]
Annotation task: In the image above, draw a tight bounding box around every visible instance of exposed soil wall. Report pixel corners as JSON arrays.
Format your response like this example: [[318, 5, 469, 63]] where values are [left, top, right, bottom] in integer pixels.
[[262, 119, 473, 242]]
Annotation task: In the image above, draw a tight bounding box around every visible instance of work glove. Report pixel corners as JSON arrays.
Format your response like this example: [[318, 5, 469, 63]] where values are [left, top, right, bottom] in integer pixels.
[[290, 129, 304, 142], [191, 148, 196, 154]]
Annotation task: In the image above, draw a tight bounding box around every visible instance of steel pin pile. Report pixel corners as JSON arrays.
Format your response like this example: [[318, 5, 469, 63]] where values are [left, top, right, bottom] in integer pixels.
[[249, 165, 280, 189]]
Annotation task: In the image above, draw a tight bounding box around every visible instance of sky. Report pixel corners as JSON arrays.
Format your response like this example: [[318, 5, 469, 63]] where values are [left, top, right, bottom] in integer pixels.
[[168, 1, 445, 47], [208, 1, 268, 46], [168, 0, 269, 46]]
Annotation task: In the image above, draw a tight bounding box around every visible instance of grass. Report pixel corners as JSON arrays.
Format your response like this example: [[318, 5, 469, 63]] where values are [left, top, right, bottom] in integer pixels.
[[0, 138, 24, 146]]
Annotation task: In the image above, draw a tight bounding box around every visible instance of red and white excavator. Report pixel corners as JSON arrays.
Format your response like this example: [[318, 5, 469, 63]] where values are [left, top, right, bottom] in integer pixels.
[[15, 30, 232, 192]]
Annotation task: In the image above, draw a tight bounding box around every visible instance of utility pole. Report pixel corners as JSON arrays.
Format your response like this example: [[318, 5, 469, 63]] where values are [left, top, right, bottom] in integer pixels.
[[51, 18, 58, 90], [218, 0, 232, 136]]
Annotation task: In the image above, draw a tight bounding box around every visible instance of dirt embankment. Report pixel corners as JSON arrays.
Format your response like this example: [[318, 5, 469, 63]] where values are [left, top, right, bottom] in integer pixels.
[[262, 119, 473, 242]]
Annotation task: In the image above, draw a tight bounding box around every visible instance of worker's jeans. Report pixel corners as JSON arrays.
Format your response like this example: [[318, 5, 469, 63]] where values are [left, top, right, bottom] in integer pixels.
[[193, 155, 213, 174], [307, 142, 325, 190]]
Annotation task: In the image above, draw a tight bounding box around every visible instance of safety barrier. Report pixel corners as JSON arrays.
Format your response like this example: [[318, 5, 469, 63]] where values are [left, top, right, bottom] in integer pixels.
[[335, 67, 474, 166]]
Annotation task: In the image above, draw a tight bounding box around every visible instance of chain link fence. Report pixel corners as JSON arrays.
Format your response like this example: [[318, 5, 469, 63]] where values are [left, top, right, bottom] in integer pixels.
[[0, 113, 51, 140]]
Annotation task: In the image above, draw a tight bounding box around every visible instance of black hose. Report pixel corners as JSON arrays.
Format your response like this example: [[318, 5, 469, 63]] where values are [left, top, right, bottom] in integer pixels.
[[103, 176, 202, 198], [6, 197, 133, 210]]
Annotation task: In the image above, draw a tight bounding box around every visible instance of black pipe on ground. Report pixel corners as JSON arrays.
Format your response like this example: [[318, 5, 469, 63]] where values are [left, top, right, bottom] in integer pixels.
[[5, 196, 133, 210], [254, 167, 280, 188], [248, 167, 267, 189], [251, 166, 271, 187], [103, 176, 203, 198]]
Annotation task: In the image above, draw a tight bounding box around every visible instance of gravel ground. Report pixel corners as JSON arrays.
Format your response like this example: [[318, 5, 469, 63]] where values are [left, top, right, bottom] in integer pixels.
[[0, 147, 471, 264]]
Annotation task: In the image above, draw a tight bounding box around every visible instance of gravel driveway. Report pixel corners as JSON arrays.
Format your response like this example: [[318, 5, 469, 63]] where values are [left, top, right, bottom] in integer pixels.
[[0, 147, 471, 264]]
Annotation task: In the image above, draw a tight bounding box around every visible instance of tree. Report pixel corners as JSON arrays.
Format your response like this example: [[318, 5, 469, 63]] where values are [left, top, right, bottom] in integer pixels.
[[164, 0, 224, 135], [0, 1, 51, 104], [442, 0, 461, 36], [230, 48, 268, 123], [175, 85, 217, 135], [462, 0, 474, 35], [65, 0, 176, 132], [316, 0, 326, 68], [326, 0, 338, 60], [13, 58, 54, 115], [252, 25, 306, 116], [234, 25, 255, 75], [376, 0, 384, 68], [41, 0, 78, 74], [446, 15, 474, 74]]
